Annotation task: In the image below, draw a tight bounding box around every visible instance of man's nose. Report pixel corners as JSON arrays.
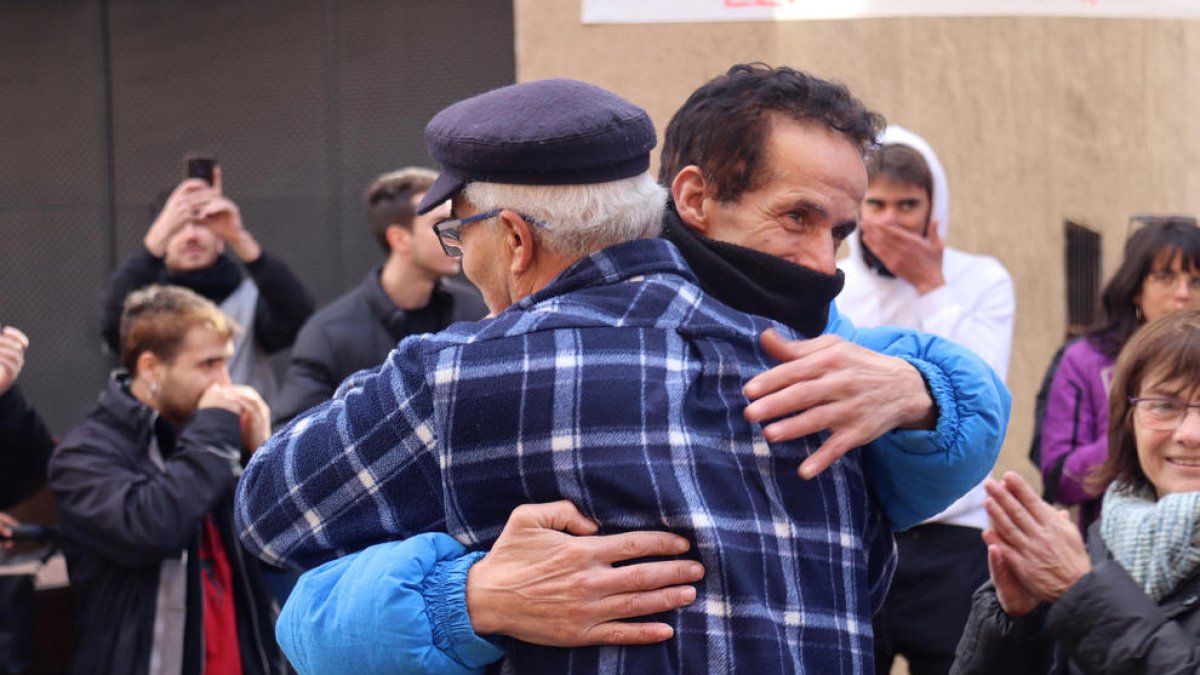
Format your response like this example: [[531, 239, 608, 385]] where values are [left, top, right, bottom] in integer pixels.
[[214, 367, 232, 387], [799, 230, 838, 276]]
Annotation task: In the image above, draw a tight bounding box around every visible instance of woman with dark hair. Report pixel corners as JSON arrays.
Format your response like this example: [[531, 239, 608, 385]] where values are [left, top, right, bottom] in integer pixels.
[[1040, 216, 1200, 532], [953, 308, 1200, 674]]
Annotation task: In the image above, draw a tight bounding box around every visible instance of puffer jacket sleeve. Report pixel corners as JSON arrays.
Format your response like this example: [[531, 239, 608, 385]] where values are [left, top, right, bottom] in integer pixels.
[[950, 582, 1058, 675], [276, 533, 505, 675], [827, 303, 1010, 530], [1047, 560, 1200, 674]]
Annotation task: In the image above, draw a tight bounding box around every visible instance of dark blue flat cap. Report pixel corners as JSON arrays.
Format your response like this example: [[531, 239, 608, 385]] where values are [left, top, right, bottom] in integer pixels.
[[416, 79, 656, 214]]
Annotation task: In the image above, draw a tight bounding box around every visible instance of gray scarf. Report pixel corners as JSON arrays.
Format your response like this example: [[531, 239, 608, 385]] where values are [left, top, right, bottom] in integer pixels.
[[1100, 482, 1200, 601]]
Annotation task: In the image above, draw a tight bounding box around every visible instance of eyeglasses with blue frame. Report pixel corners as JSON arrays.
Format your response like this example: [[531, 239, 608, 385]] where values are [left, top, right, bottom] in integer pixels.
[[432, 209, 545, 257], [432, 209, 501, 258]]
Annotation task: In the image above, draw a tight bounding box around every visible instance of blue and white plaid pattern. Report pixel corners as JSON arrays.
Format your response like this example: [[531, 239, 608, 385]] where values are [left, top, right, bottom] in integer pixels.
[[237, 238, 896, 674]]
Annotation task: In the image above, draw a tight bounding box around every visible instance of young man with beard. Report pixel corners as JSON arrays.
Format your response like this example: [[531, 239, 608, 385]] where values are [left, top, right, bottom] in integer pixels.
[[52, 286, 287, 675]]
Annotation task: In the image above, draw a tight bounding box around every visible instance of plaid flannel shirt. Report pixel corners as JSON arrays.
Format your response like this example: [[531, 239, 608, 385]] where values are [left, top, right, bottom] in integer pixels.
[[237, 238, 896, 674]]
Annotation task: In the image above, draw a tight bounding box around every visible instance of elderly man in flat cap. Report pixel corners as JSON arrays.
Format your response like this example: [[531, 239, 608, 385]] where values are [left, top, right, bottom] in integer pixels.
[[237, 77, 901, 673]]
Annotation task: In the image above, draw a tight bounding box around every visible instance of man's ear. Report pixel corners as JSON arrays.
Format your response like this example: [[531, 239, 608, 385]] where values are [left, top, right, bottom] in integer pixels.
[[671, 165, 712, 234], [498, 210, 536, 274], [384, 224, 411, 253], [136, 351, 162, 384]]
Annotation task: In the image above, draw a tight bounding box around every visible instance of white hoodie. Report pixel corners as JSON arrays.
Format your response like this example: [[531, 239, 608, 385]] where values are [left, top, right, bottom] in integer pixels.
[[838, 125, 1015, 530]]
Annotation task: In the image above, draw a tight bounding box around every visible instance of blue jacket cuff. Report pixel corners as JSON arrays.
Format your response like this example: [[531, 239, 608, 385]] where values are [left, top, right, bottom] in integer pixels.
[[424, 550, 506, 668]]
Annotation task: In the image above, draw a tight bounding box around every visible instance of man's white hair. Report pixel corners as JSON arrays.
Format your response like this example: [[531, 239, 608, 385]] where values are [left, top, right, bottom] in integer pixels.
[[462, 173, 667, 258]]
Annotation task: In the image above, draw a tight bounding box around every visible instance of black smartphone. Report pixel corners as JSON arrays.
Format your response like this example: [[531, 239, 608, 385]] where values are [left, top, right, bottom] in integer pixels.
[[184, 156, 216, 185], [0, 524, 56, 541]]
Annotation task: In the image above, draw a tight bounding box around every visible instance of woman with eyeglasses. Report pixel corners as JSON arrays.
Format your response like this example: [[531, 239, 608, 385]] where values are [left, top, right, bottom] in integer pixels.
[[1040, 216, 1200, 534], [952, 308, 1200, 674]]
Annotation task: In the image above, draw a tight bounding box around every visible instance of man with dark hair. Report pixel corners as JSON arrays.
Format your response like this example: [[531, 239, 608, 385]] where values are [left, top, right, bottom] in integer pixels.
[[272, 167, 486, 424], [51, 285, 287, 675], [839, 125, 1014, 675], [100, 165, 315, 407], [659, 62, 881, 197], [657, 65, 1001, 503]]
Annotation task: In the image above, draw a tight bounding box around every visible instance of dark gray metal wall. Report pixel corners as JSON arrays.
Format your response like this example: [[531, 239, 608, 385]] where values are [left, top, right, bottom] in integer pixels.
[[0, 0, 516, 435]]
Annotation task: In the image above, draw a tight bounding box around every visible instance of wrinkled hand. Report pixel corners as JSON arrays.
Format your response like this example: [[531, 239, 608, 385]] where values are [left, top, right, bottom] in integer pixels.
[[742, 329, 936, 479], [983, 533, 1041, 617], [143, 179, 216, 256], [984, 472, 1091, 604], [466, 500, 704, 646], [860, 218, 945, 294], [0, 326, 29, 396]]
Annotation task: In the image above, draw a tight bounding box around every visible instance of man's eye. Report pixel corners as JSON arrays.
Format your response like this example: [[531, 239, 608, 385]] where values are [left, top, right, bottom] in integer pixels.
[[832, 222, 857, 242]]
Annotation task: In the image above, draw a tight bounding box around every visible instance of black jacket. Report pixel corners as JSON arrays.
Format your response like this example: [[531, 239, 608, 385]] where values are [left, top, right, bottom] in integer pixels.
[[951, 522, 1200, 674], [0, 384, 53, 508], [100, 247, 314, 357], [272, 270, 487, 425], [48, 374, 287, 675]]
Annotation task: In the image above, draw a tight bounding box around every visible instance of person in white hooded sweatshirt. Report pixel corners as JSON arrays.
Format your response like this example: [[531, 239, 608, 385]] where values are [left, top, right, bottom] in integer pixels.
[[838, 125, 1015, 675]]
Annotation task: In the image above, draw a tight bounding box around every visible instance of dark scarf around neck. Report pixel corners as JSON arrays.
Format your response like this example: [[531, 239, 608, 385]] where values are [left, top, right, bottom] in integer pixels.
[[661, 208, 843, 338], [163, 254, 244, 305]]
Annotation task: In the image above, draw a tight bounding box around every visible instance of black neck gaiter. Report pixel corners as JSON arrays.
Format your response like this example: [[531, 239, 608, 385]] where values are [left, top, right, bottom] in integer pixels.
[[661, 208, 844, 338]]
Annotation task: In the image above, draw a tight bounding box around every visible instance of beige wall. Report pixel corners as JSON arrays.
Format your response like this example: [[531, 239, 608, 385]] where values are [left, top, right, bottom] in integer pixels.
[[515, 1, 1200, 487]]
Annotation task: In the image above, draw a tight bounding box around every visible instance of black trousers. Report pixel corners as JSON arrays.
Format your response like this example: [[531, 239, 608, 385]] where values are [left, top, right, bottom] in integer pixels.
[[873, 523, 989, 675]]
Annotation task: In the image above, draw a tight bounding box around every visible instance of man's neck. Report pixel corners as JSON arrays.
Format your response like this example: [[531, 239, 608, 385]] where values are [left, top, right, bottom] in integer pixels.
[[379, 255, 437, 311]]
